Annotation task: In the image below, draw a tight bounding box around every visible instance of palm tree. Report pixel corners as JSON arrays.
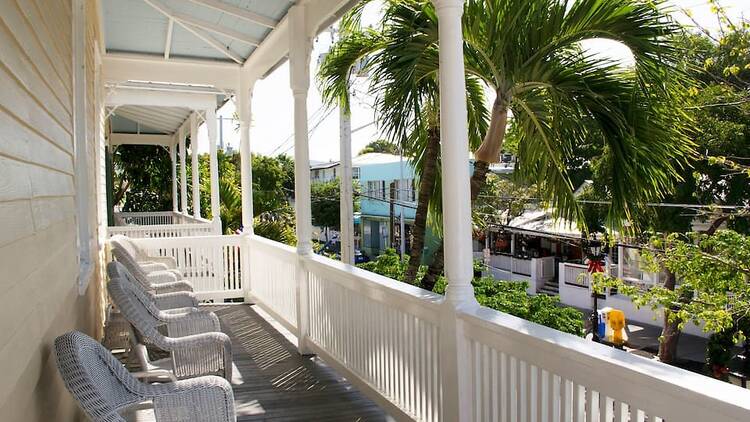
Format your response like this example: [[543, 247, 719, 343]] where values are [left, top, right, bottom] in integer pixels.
[[323, 0, 694, 291], [318, 2, 488, 285]]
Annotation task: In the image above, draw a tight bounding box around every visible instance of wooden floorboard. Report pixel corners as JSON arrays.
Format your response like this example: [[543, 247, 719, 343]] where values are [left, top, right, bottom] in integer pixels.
[[117, 304, 391, 421]]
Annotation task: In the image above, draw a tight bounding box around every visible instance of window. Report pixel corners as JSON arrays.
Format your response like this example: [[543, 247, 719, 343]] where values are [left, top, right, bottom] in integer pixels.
[[352, 167, 360, 179], [396, 179, 415, 202], [366, 180, 387, 200]]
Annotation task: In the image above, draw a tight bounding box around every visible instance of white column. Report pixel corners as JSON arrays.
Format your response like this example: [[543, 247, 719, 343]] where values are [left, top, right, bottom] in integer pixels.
[[339, 104, 354, 265], [434, 0, 477, 308], [238, 80, 256, 233], [190, 113, 201, 218], [206, 106, 222, 233], [433, 1, 476, 421], [171, 141, 178, 212], [179, 125, 188, 214], [290, 4, 312, 355]]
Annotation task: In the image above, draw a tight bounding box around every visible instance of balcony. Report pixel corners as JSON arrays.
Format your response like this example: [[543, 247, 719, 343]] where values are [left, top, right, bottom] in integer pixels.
[[110, 234, 750, 421]]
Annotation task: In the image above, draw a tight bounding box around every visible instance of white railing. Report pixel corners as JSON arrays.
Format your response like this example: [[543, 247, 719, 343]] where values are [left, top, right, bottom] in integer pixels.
[[305, 255, 443, 422], [246, 236, 299, 333], [108, 223, 216, 239], [131, 235, 245, 301], [110, 211, 216, 238], [243, 235, 750, 422], [115, 211, 176, 225], [562, 262, 590, 287], [461, 306, 749, 422], [513, 257, 532, 276]]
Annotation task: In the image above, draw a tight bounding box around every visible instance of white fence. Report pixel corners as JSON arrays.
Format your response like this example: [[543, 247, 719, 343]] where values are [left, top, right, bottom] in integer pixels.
[[110, 211, 216, 238], [132, 235, 245, 301], [244, 236, 750, 422], [120, 233, 750, 421]]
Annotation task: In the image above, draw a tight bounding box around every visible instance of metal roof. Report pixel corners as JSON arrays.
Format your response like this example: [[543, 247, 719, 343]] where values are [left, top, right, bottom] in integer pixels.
[[102, 0, 293, 64]]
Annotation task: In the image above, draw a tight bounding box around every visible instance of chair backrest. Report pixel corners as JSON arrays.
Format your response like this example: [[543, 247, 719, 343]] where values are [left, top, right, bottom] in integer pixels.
[[107, 277, 165, 347], [107, 262, 164, 318], [109, 235, 144, 260], [109, 244, 152, 290], [54, 331, 143, 422]]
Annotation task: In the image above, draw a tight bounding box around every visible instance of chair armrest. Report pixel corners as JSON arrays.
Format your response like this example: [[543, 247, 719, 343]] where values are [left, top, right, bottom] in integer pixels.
[[148, 376, 235, 422], [146, 255, 178, 269], [141, 262, 170, 272], [153, 292, 199, 310], [148, 272, 194, 293], [166, 311, 221, 337], [167, 332, 232, 381]]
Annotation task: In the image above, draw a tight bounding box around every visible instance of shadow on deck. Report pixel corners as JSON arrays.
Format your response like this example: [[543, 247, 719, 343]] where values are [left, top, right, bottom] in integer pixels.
[[121, 304, 390, 421]]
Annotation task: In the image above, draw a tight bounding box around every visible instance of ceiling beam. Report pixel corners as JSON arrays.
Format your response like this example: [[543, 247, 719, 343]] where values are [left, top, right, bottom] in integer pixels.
[[142, 0, 243, 63], [175, 11, 262, 46], [186, 0, 277, 29], [183, 24, 244, 63], [164, 18, 174, 59], [106, 88, 217, 109], [110, 133, 174, 146], [103, 53, 241, 90]]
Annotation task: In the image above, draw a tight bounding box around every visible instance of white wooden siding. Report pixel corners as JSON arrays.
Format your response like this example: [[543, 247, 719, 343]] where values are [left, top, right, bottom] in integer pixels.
[[0, 0, 105, 420]]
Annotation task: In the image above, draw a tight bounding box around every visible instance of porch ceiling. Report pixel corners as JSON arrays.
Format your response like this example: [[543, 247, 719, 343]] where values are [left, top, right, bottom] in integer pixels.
[[102, 0, 293, 64], [109, 105, 192, 135]]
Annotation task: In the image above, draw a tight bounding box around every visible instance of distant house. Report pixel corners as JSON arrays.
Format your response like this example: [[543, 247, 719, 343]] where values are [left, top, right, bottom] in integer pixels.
[[310, 161, 339, 184], [355, 153, 418, 257]]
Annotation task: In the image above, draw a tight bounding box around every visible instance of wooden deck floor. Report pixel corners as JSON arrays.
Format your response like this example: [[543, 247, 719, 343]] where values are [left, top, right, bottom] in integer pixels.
[[119, 304, 390, 421]]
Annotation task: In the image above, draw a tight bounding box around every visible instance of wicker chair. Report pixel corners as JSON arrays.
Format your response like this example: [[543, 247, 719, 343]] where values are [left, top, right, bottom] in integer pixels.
[[107, 261, 199, 311], [108, 277, 232, 381], [110, 234, 179, 270], [55, 331, 235, 422], [110, 241, 193, 294]]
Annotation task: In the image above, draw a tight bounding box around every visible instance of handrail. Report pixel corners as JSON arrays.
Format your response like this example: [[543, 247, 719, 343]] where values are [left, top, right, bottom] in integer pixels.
[[460, 305, 750, 421]]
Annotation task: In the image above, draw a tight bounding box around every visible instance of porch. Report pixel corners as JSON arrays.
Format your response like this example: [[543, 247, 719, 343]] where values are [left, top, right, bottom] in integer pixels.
[[113, 234, 750, 421], [117, 304, 388, 421]]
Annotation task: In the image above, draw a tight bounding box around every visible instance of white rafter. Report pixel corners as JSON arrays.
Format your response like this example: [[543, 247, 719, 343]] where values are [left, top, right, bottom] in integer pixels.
[[164, 18, 174, 59], [175, 11, 262, 46], [186, 0, 277, 29], [142, 0, 245, 63]]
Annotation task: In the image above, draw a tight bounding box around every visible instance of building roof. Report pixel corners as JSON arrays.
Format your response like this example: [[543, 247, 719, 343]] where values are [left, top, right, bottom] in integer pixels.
[[502, 209, 583, 239], [352, 153, 407, 166], [310, 161, 339, 170]]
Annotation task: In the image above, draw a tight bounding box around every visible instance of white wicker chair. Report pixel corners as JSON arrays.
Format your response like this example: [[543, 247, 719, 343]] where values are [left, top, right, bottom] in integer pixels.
[[110, 241, 193, 294], [107, 277, 232, 381], [110, 234, 179, 270], [107, 261, 199, 311], [55, 331, 235, 422]]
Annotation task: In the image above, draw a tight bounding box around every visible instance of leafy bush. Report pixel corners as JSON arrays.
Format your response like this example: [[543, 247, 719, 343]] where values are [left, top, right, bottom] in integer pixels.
[[361, 251, 584, 336]]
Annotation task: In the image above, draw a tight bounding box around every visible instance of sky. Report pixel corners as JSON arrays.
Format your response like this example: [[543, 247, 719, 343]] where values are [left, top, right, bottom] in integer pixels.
[[198, 0, 750, 162]]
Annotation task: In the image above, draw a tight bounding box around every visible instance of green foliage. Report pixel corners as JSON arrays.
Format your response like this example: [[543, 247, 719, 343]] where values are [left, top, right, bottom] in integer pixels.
[[112, 145, 173, 211], [311, 178, 360, 230], [434, 277, 584, 336], [595, 230, 750, 338], [360, 251, 583, 336], [254, 205, 297, 246], [474, 174, 537, 231], [251, 154, 289, 215], [358, 139, 399, 155]]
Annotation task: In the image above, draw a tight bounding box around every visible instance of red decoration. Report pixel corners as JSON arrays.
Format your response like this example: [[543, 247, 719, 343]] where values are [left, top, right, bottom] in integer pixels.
[[587, 258, 605, 274]]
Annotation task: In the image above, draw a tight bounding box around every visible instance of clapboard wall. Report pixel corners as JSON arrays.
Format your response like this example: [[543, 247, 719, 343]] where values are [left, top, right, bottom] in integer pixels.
[[0, 0, 106, 420]]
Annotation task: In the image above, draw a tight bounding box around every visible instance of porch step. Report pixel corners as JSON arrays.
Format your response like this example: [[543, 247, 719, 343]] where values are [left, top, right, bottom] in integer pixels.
[[538, 280, 560, 296]]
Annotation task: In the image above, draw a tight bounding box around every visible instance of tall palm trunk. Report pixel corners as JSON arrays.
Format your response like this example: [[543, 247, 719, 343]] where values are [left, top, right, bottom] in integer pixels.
[[405, 127, 441, 283], [421, 94, 509, 291]]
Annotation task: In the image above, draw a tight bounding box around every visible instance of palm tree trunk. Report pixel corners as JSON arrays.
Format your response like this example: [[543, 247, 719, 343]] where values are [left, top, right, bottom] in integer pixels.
[[405, 127, 441, 284], [420, 96, 509, 291], [420, 161, 490, 290], [421, 91, 510, 290]]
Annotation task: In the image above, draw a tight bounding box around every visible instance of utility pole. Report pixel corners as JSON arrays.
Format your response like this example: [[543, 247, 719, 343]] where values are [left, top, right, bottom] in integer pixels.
[[389, 181, 396, 249], [399, 153, 406, 258]]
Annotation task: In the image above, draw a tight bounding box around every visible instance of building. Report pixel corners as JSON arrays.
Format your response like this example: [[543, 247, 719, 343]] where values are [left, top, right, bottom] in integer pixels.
[[1, 1, 747, 421], [310, 160, 339, 184]]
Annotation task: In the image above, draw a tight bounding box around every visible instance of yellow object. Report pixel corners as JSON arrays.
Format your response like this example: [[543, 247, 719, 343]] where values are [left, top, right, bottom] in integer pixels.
[[607, 309, 627, 345]]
